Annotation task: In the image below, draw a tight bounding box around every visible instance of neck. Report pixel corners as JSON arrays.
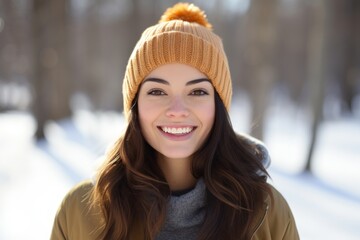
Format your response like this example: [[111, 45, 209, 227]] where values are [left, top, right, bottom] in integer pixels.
[[157, 154, 197, 191]]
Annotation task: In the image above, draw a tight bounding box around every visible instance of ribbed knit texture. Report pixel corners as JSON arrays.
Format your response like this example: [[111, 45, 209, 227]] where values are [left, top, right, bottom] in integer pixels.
[[156, 179, 206, 240], [122, 3, 232, 120]]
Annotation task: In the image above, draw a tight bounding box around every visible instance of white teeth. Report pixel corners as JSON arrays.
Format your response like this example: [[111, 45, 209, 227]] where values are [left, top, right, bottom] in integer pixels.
[[161, 127, 193, 134]]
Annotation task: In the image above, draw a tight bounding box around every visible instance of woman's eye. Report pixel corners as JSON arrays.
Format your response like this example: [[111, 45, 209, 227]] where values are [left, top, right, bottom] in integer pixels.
[[190, 89, 208, 96], [147, 89, 166, 95]]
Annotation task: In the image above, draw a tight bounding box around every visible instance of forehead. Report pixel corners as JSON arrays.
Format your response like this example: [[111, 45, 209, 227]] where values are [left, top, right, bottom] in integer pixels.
[[145, 63, 208, 83]]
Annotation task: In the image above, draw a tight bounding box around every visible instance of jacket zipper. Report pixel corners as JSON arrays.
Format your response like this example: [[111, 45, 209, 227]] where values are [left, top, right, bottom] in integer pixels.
[[250, 204, 269, 239]]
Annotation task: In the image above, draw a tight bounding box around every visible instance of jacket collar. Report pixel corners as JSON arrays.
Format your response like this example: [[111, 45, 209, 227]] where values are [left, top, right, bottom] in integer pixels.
[[249, 189, 271, 238], [129, 187, 272, 240]]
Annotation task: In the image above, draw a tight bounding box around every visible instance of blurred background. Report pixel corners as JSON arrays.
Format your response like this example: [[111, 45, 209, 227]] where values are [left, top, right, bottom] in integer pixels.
[[0, 0, 359, 239]]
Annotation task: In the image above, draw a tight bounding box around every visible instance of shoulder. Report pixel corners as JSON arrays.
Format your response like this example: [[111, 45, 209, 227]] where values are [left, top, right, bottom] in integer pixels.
[[63, 180, 94, 206], [57, 180, 96, 217], [266, 184, 295, 222], [267, 185, 290, 208], [51, 180, 104, 240], [252, 184, 300, 239]]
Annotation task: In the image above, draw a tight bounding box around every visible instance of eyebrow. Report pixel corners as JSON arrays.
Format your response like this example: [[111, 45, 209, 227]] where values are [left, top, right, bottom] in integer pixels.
[[186, 78, 211, 86], [143, 78, 169, 85], [142, 78, 211, 86]]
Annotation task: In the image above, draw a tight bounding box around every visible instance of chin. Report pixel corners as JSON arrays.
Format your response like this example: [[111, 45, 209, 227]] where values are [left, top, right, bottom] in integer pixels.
[[163, 153, 192, 160], [159, 149, 194, 160]]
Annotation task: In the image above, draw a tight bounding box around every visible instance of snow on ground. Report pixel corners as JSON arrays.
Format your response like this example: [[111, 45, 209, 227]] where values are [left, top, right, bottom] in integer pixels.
[[0, 101, 359, 239]]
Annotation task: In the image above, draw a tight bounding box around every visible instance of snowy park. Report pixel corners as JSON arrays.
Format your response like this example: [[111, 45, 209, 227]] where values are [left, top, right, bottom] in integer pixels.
[[0, 96, 359, 240], [1, 0, 360, 239]]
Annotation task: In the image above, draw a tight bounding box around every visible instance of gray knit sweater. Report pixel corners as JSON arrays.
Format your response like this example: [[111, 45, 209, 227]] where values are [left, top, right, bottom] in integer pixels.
[[156, 179, 206, 240]]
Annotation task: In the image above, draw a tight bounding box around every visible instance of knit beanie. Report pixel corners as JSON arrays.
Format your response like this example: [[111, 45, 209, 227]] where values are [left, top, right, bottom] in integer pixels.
[[122, 2, 232, 120]]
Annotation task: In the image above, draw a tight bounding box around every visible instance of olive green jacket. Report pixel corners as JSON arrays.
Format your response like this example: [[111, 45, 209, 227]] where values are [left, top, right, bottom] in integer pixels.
[[50, 180, 299, 240]]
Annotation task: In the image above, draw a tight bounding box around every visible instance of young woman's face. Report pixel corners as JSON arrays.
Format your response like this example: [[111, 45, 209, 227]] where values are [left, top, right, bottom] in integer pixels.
[[137, 63, 215, 160]]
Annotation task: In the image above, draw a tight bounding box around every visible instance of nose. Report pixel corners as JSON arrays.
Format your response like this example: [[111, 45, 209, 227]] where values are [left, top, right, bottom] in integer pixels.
[[165, 96, 189, 118]]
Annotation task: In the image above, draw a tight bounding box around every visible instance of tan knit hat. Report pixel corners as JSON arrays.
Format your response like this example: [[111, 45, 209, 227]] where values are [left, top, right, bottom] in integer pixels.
[[122, 2, 232, 120]]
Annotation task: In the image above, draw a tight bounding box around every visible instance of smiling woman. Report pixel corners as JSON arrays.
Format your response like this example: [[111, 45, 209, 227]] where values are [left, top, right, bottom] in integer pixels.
[[50, 2, 299, 240]]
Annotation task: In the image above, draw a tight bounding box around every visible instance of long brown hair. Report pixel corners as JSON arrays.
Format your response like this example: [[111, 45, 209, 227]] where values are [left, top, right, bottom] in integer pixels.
[[91, 91, 271, 239]]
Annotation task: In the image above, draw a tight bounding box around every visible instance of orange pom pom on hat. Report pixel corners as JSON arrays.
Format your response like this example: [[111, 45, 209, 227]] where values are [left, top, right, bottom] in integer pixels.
[[122, 2, 232, 120]]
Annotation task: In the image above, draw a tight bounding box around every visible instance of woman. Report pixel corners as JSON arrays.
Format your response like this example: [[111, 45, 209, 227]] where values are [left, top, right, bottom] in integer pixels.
[[51, 2, 299, 240]]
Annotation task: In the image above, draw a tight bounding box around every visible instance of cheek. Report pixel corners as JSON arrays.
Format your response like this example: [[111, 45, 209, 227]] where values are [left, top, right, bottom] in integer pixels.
[[138, 94, 151, 115], [138, 102, 153, 127], [197, 102, 215, 128], [138, 98, 162, 134], [138, 106, 153, 144]]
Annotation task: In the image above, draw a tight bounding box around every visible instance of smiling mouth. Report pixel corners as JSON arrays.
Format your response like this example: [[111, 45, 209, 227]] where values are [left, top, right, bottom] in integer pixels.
[[159, 126, 195, 135]]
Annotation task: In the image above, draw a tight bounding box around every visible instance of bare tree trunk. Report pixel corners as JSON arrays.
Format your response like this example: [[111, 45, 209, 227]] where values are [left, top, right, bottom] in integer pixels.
[[32, 0, 71, 139], [0, 0, 31, 111], [341, 0, 360, 113], [244, 0, 278, 140], [0, 0, 15, 83], [305, 0, 328, 172]]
